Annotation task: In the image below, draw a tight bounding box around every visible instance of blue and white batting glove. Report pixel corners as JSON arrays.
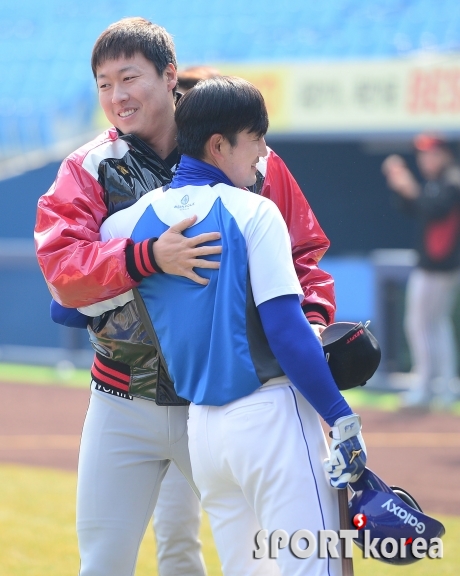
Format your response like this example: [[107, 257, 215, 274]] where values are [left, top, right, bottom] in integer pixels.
[[323, 414, 367, 489]]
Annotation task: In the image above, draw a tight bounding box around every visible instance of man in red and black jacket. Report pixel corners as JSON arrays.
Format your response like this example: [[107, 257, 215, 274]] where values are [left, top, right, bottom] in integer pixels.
[[35, 17, 336, 576]]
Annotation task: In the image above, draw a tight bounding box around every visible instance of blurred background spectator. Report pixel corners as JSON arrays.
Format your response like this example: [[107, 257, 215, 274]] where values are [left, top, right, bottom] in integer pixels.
[[382, 136, 460, 409], [1, 0, 460, 407]]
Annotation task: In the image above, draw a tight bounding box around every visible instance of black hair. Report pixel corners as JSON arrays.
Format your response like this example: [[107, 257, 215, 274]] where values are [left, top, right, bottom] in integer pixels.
[[91, 17, 177, 85], [175, 76, 269, 159], [177, 65, 221, 92]]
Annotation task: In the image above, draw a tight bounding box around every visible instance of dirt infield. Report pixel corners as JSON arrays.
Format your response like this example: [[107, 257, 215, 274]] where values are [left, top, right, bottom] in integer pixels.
[[1, 382, 459, 516], [0, 383, 90, 470]]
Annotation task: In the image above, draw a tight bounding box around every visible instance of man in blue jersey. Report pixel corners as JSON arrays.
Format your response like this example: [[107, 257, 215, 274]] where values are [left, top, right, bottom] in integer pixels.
[[91, 76, 367, 576]]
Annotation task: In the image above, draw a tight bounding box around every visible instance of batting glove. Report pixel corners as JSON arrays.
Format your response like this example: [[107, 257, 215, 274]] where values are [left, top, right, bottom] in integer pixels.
[[323, 414, 367, 489]]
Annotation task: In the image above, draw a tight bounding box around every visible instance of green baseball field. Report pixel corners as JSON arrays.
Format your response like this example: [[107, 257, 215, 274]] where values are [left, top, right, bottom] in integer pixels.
[[1, 362, 459, 575]]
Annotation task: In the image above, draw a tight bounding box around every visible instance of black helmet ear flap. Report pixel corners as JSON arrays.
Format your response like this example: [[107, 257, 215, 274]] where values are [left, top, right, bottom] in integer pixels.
[[322, 321, 381, 390]]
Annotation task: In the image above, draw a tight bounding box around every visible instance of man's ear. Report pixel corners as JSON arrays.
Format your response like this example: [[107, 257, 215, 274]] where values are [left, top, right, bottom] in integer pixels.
[[164, 63, 178, 92], [206, 133, 226, 162]]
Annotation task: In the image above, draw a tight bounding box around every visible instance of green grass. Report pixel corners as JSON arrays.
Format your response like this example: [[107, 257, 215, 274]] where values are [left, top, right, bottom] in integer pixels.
[[0, 362, 90, 388], [342, 388, 402, 411], [0, 464, 221, 576], [0, 464, 458, 576], [343, 386, 460, 415]]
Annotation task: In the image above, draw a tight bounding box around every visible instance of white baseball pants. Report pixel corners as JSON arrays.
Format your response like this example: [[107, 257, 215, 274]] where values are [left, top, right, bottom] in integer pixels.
[[153, 462, 206, 576], [404, 268, 459, 399], [76, 383, 200, 576], [188, 383, 343, 576]]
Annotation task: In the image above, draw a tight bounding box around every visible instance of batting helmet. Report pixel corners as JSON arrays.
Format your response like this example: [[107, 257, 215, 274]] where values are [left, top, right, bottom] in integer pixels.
[[348, 467, 445, 565], [321, 321, 381, 390]]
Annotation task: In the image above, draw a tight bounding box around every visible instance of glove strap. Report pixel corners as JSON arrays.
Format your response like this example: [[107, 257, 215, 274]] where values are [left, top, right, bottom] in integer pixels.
[[330, 414, 361, 441]]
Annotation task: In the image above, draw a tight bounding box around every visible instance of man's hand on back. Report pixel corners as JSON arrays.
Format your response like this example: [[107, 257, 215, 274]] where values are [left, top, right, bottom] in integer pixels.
[[153, 215, 222, 286]]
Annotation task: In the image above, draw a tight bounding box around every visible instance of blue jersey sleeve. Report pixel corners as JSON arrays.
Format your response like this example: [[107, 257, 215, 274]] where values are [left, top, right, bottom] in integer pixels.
[[258, 294, 352, 427], [50, 300, 90, 329]]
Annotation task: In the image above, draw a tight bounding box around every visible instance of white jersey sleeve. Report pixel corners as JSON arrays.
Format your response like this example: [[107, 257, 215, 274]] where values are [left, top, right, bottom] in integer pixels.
[[245, 197, 303, 307]]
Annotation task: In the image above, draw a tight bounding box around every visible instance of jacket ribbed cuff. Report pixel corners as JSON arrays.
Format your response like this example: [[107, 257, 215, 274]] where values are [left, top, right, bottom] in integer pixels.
[[302, 303, 329, 326], [125, 238, 164, 282]]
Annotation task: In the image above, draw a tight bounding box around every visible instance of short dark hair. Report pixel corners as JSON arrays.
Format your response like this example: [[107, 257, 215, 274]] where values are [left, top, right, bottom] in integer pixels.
[[177, 65, 221, 92], [175, 76, 269, 159], [91, 17, 177, 82]]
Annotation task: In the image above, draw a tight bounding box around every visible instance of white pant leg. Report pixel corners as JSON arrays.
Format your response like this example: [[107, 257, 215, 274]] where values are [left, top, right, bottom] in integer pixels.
[[153, 462, 206, 576], [430, 271, 459, 384], [188, 401, 280, 576], [77, 384, 193, 576], [188, 385, 342, 576], [405, 269, 436, 392], [405, 269, 459, 396]]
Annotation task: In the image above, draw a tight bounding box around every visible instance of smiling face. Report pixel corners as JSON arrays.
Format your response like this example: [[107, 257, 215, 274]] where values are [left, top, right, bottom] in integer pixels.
[[217, 130, 268, 188], [96, 52, 177, 149]]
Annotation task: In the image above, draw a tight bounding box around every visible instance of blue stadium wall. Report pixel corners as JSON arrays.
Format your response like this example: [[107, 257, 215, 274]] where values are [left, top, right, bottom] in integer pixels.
[[0, 160, 89, 351]]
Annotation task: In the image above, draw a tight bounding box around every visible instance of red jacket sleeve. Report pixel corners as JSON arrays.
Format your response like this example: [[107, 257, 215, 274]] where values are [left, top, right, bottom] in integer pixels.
[[34, 155, 138, 308], [261, 149, 336, 325]]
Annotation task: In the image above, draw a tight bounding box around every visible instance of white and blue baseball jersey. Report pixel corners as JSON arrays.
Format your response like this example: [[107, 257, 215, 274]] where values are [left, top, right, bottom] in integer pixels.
[[100, 183, 303, 406]]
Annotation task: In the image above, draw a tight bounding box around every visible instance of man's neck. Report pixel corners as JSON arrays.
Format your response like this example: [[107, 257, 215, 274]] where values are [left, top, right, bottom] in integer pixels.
[[144, 122, 178, 160]]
